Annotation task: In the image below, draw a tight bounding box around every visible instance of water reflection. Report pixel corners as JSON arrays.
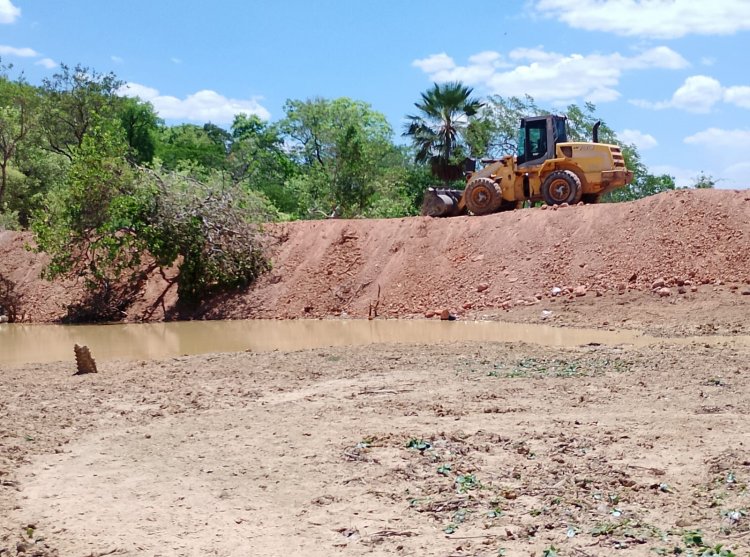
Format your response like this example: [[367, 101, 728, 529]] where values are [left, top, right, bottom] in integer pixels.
[[0, 319, 747, 366]]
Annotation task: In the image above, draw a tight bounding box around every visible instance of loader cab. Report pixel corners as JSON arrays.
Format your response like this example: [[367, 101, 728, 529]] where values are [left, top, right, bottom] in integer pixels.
[[517, 115, 568, 168]]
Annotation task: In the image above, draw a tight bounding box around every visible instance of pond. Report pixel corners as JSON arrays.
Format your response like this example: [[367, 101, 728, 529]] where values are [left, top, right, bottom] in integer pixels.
[[1, 319, 747, 366]]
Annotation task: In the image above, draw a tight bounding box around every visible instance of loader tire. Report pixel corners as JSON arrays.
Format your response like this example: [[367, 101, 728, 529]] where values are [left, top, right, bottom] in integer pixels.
[[542, 170, 582, 206], [465, 177, 503, 215]]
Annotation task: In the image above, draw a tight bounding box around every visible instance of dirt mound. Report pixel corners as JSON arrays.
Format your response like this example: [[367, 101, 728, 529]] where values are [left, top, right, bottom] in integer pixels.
[[2, 188, 749, 323], [209, 188, 750, 320]]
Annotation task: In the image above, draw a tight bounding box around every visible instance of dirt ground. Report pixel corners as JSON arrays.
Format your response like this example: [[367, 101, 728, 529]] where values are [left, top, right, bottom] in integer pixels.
[[2, 320, 749, 556], [1, 189, 750, 556], [1, 189, 749, 328]]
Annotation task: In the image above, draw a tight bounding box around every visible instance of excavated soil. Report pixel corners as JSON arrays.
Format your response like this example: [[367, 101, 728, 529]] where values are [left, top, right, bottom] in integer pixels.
[[1, 189, 749, 335], [1, 188, 750, 556]]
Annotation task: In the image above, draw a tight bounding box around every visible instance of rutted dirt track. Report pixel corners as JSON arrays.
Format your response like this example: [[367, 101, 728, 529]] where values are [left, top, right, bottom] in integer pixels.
[[2, 188, 750, 556]]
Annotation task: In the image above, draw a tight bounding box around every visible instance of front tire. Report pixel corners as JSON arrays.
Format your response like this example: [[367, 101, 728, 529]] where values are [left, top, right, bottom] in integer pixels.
[[465, 177, 503, 215], [541, 170, 582, 206]]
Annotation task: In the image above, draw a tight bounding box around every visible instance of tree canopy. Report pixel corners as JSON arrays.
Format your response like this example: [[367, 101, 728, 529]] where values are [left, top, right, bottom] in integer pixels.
[[403, 82, 483, 183]]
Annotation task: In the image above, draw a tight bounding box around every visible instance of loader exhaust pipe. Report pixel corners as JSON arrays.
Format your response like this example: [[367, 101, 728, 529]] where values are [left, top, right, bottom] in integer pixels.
[[593, 121, 601, 143]]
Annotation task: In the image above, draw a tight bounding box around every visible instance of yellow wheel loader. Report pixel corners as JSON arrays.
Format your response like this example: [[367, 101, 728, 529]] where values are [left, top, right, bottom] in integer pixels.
[[421, 115, 633, 217]]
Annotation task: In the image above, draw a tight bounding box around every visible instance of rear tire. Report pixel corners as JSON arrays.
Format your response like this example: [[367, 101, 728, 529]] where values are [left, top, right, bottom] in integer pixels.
[[541, 170, 582, 206], [465, 177, 503, 215]]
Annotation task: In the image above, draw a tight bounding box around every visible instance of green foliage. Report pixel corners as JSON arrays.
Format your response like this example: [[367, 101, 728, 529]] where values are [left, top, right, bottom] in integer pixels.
[[604, 146, 676, 202], [404, 81, 483, 183], [281, 96, 397, 216], [33, 120, 135, 283], [690, 172, 717, 189], [33, 121, 273, 316], [228, 114, 298, 213], [118, 97, 161, 164], [140, 168, 274, 304], [155, 123, 228, 171], [40, 64, 123, 160], [0, 76, 38, 210]]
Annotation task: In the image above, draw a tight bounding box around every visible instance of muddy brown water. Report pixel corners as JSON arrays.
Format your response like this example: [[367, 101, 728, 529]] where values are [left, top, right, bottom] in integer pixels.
[[1, 319, 748, 366]]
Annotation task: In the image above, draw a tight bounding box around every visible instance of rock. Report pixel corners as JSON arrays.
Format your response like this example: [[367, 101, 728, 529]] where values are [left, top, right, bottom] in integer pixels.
[[691, 286, 699, 293], [551, 286, 563, 297], [0, 314, 8, 323], [573, 285, 587, 297], [560, 202, 569, 208], [656, 287, 671, 297], [424, 310, 435, 318], [540, 204, 548, 210], [439, 309, 451, 320], [476, 282, 490, 292], [678, 286, 687, 294], [541, 310, 553, 320], [741, 289, 750, 296], [595, 290, 603, 297], [651, 278, 666, 290], [462, 302, 473, 310]]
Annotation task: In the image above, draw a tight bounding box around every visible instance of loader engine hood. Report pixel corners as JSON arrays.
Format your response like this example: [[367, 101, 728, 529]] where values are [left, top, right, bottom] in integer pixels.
[[556, 142, 628, 175]]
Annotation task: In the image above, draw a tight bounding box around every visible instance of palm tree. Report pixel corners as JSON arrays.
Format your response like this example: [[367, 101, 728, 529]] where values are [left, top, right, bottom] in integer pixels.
[[403, 81, 483, 183]]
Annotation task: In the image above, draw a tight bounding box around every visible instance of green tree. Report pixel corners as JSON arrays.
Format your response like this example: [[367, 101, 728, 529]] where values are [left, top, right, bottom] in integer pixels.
[[0, 77, 37, 210], [228, 114, 298, 214], [690, 172, 716, 189], [118, 97, 161, 164], [403, 82, 483, 183], [281, 97, 395, 216], [39, 64, 123, 160], [155, 123, 228, 171]]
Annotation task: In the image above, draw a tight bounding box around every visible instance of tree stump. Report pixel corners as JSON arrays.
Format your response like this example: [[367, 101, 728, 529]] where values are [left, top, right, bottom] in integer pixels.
[[73, 344, 98, 375]]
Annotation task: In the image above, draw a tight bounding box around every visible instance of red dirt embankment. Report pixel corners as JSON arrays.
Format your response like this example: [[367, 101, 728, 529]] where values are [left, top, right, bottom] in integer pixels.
[[1, 188, 749, 323]]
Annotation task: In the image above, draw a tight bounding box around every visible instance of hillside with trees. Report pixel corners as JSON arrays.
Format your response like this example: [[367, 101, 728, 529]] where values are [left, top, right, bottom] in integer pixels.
[[0, 62, 701, 318]]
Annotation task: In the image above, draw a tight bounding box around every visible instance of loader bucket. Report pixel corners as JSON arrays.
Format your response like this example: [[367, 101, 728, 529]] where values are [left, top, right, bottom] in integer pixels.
[[421, 188, 465, 218]]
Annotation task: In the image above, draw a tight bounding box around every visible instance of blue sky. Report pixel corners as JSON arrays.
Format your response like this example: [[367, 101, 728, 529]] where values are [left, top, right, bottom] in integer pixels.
[[1, 0, 749, 188]]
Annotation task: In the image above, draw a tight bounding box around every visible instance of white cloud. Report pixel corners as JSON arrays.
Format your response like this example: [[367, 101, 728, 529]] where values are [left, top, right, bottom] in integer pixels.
[[170, 57, 182, 65], [111, 55, 124, 64], [532, 0, 750, 39], [0, 0, 20, 24], [723, 162, 750, 188], [724, 86, 750, 109], [413, 46, 687, 104], [120, 82, 271, 124], [684, 128, 750, 150], [0, 44, 38, 57], [682, 128, 750, 189], [633, 76, 750, 113], [619, 129, 658, 150], [34, 57, 57, 69]]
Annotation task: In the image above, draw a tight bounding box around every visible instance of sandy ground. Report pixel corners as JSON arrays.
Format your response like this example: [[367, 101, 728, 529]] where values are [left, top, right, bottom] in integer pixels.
[[1, 189, 749, 555], [2, 318, 749, 556]]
